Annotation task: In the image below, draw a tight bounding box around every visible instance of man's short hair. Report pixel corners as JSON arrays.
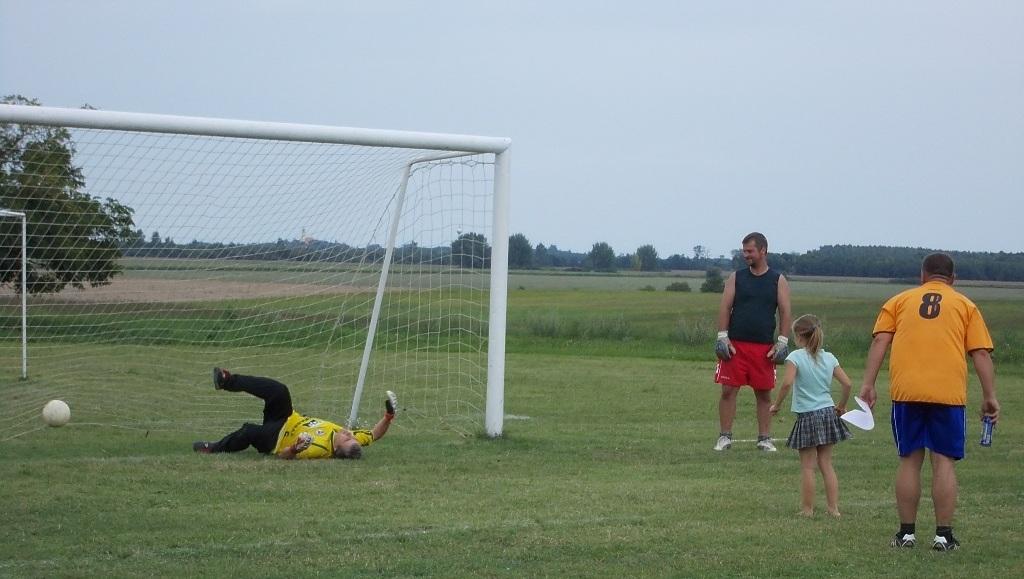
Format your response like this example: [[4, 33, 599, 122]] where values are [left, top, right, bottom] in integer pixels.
[[922, 252, 955, 279], [742, 232, 768, 251], [333, 441, 363, 459]]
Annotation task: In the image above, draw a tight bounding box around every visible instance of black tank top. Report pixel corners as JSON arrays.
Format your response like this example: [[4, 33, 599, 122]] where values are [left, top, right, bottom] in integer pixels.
[[728, 268, 780, 344]]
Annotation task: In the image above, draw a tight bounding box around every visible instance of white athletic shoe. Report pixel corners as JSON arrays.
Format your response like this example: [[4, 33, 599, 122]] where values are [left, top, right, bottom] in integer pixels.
[[713, 435, 732, 451], [756, 438, 778, 452]]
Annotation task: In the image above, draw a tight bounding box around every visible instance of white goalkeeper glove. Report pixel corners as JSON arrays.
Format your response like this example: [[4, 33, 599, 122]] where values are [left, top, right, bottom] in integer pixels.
[[715, 331, 734, 361], [770, 335, 789, 365], [293, 432, 313, 453]]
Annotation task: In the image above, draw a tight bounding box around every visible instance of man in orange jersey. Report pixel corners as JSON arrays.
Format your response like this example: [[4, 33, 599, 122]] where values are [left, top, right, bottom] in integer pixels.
[[860, 253, 1000, 552]]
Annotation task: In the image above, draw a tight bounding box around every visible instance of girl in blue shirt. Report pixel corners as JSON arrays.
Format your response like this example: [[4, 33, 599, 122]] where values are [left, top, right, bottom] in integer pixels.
[[770, 314, 852, 517]]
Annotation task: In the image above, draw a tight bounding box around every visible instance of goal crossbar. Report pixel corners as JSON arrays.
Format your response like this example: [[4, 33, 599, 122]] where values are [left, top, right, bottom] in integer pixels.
[[0, 104, 510, 154]]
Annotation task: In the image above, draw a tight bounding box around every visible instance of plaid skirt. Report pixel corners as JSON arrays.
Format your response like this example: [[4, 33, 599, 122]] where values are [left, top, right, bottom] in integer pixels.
[[786, 406, 852, 450]]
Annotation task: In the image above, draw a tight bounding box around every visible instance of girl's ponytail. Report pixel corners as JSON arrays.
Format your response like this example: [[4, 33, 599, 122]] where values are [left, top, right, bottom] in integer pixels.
[[793, 314, 823, 360]]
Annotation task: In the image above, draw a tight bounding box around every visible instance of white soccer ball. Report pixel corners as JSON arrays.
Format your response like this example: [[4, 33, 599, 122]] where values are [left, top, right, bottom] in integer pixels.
[[42, 400, 71, 427]]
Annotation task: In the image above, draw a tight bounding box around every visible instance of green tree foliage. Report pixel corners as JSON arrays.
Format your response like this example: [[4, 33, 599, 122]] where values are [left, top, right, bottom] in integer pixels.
[[533, 243, 551, 267], [450, 232, 490, 269], [635, 244, 659, 271], [666, 281, 691, 292], [1, 95, 138, 294], [700, 267, 725, 293], [508, 233, 533, 269], [586, 242, 616, 272]]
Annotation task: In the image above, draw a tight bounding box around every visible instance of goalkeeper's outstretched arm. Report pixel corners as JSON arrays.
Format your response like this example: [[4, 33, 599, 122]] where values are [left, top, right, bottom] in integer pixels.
[[372, 390, 398, 440]]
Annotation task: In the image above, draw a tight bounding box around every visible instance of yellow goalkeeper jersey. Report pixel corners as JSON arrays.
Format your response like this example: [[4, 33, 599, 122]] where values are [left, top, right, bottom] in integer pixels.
[[273, 411, 374, 459]]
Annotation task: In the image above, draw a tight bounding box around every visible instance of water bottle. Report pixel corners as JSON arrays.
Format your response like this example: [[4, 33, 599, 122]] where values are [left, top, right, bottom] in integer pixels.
[[980, 416, 994, 447]]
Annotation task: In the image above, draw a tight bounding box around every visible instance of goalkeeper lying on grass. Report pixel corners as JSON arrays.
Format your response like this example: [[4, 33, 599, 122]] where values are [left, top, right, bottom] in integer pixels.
[[193, 368, 397, 459]]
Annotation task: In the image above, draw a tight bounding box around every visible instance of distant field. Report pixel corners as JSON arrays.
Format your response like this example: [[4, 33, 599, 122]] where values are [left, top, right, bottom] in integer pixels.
[[510, 269, 1024, 300]]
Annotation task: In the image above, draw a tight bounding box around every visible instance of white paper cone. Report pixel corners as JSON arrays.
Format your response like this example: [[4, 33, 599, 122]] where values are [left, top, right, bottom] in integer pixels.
[[840, 396, 875, 430]]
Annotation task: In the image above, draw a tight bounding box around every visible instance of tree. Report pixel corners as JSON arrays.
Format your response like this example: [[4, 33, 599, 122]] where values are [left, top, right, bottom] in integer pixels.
[[450, 232, 490, 269], [700, 267, 725, 293], [586, 242, 616, 272], [693, 245, 710, 261], [1, 95, 138, 294], [533, 243, 551, 268], [635, 244, 659, 271], [508, 233, 533, 269]]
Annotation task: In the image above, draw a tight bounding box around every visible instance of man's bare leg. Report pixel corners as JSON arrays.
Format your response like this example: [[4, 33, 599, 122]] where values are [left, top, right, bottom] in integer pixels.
[[719, 385, 739, 433], [930, 451, 958, 527], [896, 449, 926, 526], [754, 388, 773, 438]]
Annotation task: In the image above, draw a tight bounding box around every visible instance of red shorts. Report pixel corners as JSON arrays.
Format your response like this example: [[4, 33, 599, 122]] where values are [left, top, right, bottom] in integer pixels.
[[714, 340, 776, 390]]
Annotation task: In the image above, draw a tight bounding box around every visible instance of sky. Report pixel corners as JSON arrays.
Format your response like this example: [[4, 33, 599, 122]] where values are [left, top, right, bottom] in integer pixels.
[[1, 1, 1022, 258]]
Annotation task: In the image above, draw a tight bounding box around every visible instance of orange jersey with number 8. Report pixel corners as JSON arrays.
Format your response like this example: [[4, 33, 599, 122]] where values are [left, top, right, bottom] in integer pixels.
[[872, 281, 993, 405]]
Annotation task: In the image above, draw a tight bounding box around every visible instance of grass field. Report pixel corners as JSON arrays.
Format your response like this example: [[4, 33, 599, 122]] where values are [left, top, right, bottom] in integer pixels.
[[2, 270, 1023, 577]]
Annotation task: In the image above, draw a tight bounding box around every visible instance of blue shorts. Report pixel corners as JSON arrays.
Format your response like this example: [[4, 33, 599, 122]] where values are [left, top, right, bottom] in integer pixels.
[[891, 402, 966, 460]]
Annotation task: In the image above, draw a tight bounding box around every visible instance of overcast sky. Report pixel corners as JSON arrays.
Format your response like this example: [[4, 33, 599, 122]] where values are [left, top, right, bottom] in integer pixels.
[[2, 1, 1021, 257]]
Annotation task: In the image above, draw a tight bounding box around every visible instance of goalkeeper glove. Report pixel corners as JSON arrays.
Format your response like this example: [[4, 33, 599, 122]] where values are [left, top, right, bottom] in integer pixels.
[[293, 432, 313, 453], [715, 331, 733, 361], [771, 336, 789, 365]]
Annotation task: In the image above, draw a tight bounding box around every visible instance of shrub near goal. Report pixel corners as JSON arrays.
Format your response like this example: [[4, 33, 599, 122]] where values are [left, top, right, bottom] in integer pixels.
[[0, 104, 510, 439]]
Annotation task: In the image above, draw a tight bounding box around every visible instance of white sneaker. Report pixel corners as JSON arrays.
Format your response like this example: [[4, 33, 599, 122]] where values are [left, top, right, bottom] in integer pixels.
[[713, 435, 732, 451], [756, 438, 778, 452]]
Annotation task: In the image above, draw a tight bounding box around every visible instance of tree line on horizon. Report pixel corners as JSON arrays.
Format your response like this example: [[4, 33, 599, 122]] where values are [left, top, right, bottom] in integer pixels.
[[118, 231, 1024, 283], [507, 233, 1024, 282]]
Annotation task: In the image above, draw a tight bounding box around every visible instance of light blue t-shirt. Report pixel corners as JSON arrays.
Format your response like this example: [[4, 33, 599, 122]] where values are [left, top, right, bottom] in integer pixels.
[[785, 348, 840, 413]]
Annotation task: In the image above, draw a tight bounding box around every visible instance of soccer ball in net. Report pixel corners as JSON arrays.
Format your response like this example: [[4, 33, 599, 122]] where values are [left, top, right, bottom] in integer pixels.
[[42, 400, 71, 427]]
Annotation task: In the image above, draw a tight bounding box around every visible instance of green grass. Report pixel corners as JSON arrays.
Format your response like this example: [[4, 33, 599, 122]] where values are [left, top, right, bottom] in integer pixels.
[[1, 273, 1023, 577], [1, 354, 1022, 577]]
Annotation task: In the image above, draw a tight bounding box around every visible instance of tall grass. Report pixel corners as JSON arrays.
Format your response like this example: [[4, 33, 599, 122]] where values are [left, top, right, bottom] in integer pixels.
[[524, 311, 633, 340]]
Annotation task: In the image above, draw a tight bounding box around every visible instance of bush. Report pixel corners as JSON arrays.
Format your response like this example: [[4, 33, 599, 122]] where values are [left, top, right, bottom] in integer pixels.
[[665, 281, 691, 292], [639, 285, 656, 292], [700, 267, 725, 293]]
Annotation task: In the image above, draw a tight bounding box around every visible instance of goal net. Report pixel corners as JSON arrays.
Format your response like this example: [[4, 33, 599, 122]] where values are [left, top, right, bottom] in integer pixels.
[[0, 105, 509, 443]]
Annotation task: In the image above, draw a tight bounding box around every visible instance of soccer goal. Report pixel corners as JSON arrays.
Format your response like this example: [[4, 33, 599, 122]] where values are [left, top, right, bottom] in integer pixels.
[[0, 104, 510, 440]]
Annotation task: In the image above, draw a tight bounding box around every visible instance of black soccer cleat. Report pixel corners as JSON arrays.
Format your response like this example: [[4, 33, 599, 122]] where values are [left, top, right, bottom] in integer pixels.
[[212, 367, 230, 390], [193, 441, 215, 454], [890, 532, 916, 548], [932, 535, 960, 552], [385, 390, 398, 417]]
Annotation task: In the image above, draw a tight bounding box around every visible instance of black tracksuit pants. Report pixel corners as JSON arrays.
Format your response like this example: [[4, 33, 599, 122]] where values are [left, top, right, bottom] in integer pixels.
[[212, 374, 294, 454]]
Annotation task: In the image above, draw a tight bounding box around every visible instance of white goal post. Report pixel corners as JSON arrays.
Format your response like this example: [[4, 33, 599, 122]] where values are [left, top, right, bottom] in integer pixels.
[[0, 104, 510, 438]]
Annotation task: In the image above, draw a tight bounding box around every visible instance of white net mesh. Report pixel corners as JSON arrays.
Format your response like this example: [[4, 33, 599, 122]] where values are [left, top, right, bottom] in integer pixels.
[[1, 121, 496, 441]]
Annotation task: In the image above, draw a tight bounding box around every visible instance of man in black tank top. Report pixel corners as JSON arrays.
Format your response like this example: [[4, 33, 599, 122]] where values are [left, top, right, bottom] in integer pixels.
[[712, 232, 792, 452]]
